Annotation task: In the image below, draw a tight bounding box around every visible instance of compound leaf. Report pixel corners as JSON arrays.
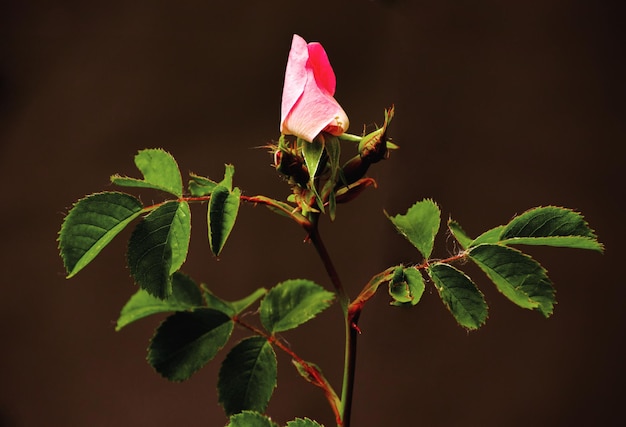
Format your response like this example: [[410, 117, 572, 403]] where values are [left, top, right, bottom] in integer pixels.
[[226, 411, 279, 427], [386, 199, 441, 259], [259, 279, 335, 334], [127, 201, 191, 299], [111, 148, 183, 197], [208, 185, 240, 256], [218, 337, 277, 416], [469, 244, 555, 317], [148, 308, 233, 382], [500, 206, 603, 252], [59, 192, 143, 278], [428, 263, 488, 330], [116, 272, 203, 331]]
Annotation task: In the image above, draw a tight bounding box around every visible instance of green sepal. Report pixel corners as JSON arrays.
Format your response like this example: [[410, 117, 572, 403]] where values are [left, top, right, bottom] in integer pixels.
[[59, 192, 143, 278], [127, 201, 191, 299], [259, 279, 335, 334], [226, 411, 279, 427], [428, 263, 488, 330], [388, 266, 425, 306], [202, 286, 268, 317], [500, 206, 603, 252], [218, 337, 278, 416], [469, 244, 555, 317], [386, 199, 441, 259], [188, 172, 218, 196], [147, 308, 233, 381], [208, 186, 241, 256], [301, 137, 325, 180], [116, 272, 203, 331], [110, 148, 183, 197]]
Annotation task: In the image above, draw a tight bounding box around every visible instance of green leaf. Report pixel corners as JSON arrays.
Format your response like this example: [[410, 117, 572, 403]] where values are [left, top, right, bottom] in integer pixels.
[[226, 411, 279, 427], [447, 219, 472, 249], [388, 266, 425, 306], [188, 173, 218, 196], [111, 148, 183, 197], [471, 225, 506, 247], [500, 206, 603, 252], [127, 201, 191, 299], [220, 164, 235, 192], [386, 199, 441, 259], [59, 192, 143, 278], [428, 263, 488, 330], [202, 287, 268, 317], [208, 186, 241, 256], [148, 308, 233, 381], [116, 272, 203, 331], [286, 418, 325, 427], [259, 279, 335, 334], [469, 244, 555, 317], [218, 337, 278, 416]]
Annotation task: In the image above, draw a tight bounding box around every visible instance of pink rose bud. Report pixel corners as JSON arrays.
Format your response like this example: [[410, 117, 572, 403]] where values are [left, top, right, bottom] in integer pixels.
[[280, 34, 349, 142]]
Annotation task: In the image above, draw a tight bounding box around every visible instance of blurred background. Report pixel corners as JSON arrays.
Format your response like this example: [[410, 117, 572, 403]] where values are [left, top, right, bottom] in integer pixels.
[[1, 0, 623, 426]]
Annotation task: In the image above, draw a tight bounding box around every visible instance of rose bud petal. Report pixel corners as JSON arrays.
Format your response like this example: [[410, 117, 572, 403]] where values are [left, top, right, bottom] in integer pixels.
[[280, 34, 349, 142]]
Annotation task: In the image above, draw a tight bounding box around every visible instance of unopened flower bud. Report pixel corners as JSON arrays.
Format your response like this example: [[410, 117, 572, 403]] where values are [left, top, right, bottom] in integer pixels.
[[273, 144, 310, 187]]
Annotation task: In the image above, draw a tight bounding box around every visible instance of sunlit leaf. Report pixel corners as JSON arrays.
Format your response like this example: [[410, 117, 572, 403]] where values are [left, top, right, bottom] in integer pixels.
[[188, 173, 218, 196], [388, 266, 425, 306], [218, 337, 277, 416], [111, 148, 183, 197], [447, 219, 472, 249], [202, 287, 267, 317], [148, 308, 233, 381], [59, 192, 143, 278], [386, 199, 441, 259]]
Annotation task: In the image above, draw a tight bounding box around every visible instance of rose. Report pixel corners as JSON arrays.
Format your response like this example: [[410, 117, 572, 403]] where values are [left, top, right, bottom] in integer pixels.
[[280, 34, 349, 142]]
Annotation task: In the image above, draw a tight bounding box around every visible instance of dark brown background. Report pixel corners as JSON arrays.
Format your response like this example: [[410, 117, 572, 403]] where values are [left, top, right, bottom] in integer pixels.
[[1, 1, 623, 426]]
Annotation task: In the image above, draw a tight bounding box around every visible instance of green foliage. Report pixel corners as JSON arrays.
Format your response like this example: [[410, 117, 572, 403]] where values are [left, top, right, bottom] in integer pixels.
[[188, 172, 218, 196], [386, 199, 441, 259], [218, 337, 278, 416], [286, 418, 324, 427], [388, 266, 425, 306], [259, 279, 335, 334], [447, 220, 472, 249], [148, 308, 233, 381], [469, 244, 555, 317], [116, 272, 203, 331], [59, 192, 143, 277], [127, 201, 191, 299], [427, 263, 488, 330], [208, 185, 241, 256], [226, 411, 279, 427], [110, 148, 183, 197], [203, 287, 267, 317]]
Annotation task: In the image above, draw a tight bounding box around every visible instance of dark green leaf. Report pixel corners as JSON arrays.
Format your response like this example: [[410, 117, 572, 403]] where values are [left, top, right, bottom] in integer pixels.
[[110, 149, 183, 197], [386, 199, 441, 259], [469, 244, 555, 317], [148, 308, 233, 381], [127, 201, 191, 298], [226, 411, 279, 427], [259, 279, 335, 334], [116, 272, 203, 331], [208, 185, 240, 256], [218, 337, 277, 416], [59, 192, 143, 278], [428, 263, 488, 330], [286, 418, 325, 427], [188, 173, 218, 196], [447, 219, 472, 249], [500, 206, 603, 252], [388, 266, 425, 306]]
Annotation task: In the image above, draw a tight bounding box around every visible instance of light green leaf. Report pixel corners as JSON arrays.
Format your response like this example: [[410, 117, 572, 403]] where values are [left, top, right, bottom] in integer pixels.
[[148, 308, 233, 382], [220, 164, 235, 192], [286, 418, 325, 427], [127, 201, 191, 299], [111, 148, 183, 197], [428, 263, 488, 330], [386, 199, 441, 259], [469, 244, 555, 317], [208, 186, 241, 256], [202, 287, 267, 317], [388, 266, 425, 306], [500, 206, 603, 252], [116, 272, 203, 331], [447, 219, 472, 249], [188, 173, 218, 196], [226, 411, 279, 427], [218, 337, 277, 416], [470, 225, 506, 247], [59, 192, 143, 278], [259, 279, 335, 334]]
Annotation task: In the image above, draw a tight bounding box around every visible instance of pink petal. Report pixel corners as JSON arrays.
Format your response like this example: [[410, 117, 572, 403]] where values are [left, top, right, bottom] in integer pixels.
[[280, 35, 308, 131]]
